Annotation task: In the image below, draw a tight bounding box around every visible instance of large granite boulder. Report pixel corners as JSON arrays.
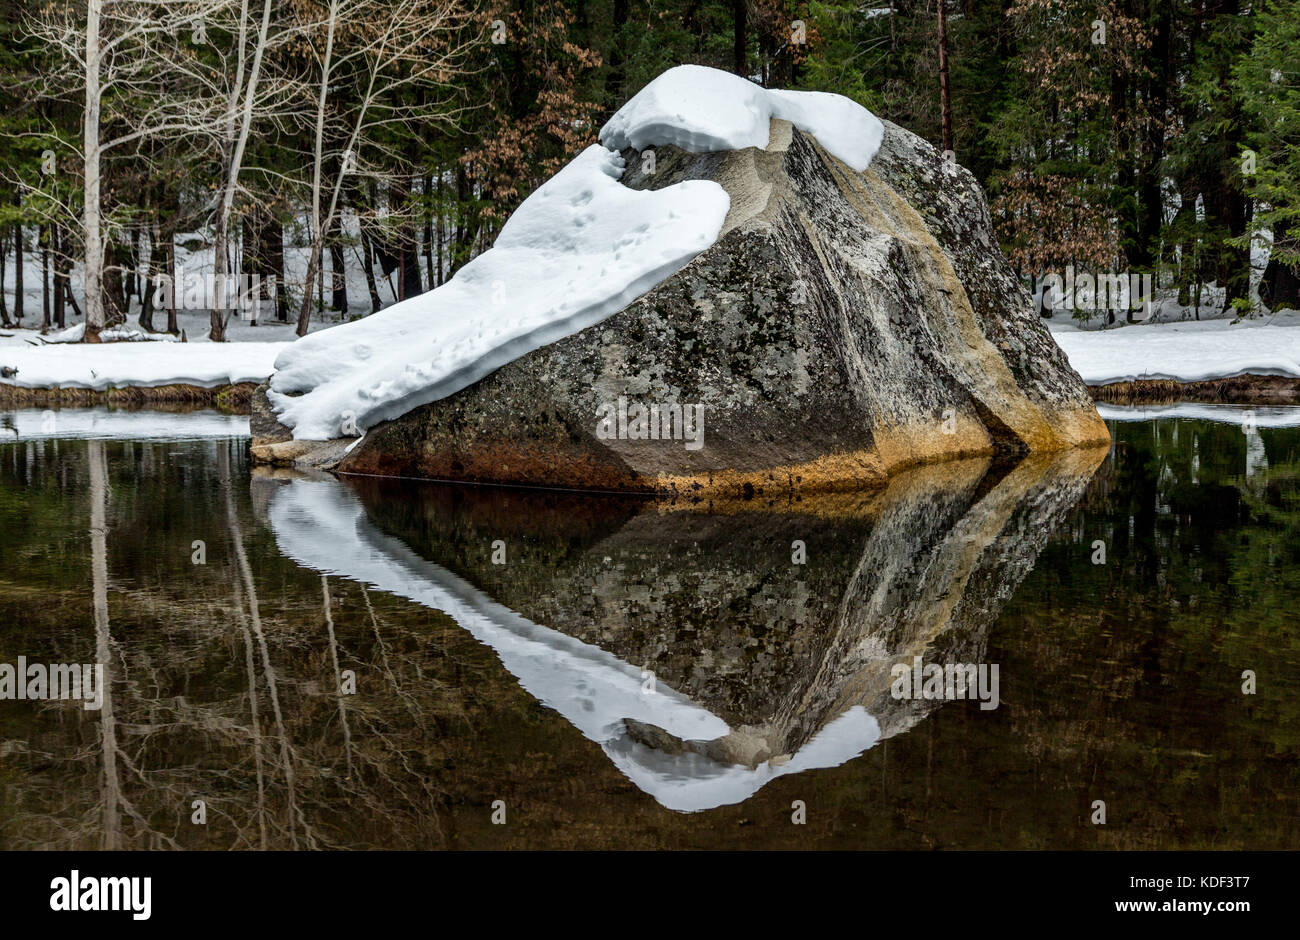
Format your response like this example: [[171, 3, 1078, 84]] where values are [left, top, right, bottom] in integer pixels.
[[255, 118, 1107, 496]]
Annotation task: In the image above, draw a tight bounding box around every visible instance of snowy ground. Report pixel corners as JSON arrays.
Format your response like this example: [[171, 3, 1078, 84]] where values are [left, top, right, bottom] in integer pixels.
[[1050, 310, 1300, 385], [1, 238, 357, 393], [0, 308, 341, 392], [0, 309, 342, 349], [0, 340, 286, 390]]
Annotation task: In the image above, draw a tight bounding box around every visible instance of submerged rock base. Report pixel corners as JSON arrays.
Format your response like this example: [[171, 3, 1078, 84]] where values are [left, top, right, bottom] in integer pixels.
[[255, 118, 1107, 495]]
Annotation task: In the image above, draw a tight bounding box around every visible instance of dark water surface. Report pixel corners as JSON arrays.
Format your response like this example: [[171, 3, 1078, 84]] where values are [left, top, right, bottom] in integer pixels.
[[0, 407, 1296, 849]]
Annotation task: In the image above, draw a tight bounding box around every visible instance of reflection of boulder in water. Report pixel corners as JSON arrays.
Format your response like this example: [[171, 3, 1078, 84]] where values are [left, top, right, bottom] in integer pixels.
[[332, 445, 1103, 806]]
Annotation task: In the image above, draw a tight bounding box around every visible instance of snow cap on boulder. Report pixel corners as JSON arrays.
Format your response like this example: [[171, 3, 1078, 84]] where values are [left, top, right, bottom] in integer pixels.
[[600, 64, 884, 172], [267, 144, 729, 441]]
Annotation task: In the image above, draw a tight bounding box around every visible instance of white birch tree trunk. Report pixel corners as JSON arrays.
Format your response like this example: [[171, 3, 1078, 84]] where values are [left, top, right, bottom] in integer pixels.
[[83, 0, 104, 343], [296, 0, 339, 336], [210, 0, 274, 341]]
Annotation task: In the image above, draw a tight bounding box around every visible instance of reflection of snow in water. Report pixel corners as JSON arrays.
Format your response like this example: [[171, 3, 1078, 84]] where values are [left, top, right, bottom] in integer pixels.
[[267, 476, 881, 812], [605, 707, 880, 813], [1098, 402, 1300, 428], [1245, 429, 1269, 478], [1100, 402, 1287, 478], [0, 408, 248, 442]]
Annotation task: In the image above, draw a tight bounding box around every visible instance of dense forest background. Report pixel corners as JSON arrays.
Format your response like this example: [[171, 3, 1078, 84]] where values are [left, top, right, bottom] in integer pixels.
[[0, 0, 1297, 339]]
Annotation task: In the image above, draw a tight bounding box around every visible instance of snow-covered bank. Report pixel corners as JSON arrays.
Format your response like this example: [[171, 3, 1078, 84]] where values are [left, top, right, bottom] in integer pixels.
[[268, 66, 884, 442], [0, 310, 325, 349], [0, 341, 286, 390], [37, 323, 179, 344], [1050, 313, 1300, 385]]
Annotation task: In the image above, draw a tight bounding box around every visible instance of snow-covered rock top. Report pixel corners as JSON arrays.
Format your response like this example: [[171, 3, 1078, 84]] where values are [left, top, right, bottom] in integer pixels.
[[269, 66, 883, 441], [600, 64, 884, 172], [270, 145, 728, 440]]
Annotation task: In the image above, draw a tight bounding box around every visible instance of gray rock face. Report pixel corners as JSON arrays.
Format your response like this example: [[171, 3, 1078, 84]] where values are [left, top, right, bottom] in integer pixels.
[[256, 118, 1107, 494]]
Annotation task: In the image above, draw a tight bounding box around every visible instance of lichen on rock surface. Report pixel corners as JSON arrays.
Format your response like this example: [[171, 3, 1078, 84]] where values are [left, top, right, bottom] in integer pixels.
[[256, 113, 1107, 495]]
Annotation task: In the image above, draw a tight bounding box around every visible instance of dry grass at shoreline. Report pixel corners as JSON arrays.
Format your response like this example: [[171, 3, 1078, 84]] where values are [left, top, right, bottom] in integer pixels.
[[4, 375, 1300, 418], [1090, 374, 1300, 405], [0, 382, 257, 413]]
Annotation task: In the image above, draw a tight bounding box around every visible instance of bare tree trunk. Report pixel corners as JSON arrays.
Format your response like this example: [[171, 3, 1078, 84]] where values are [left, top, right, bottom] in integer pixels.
[[435, 172, 444, 287], [259, 212, 287, 322], [103, 242, 126, 327], [139, 223, 158, 331], [241, 211, 258, 324], [83, 0, 104, 342], [299, 236, 324, 332], [362, 227, 382, 313], [164, 228, 178, 333], [0, 233, 9, 327], [297, 0, 339, 334], [14, 215, 24, 325], [53, 223, 66, 329], [125, 224, 140, 312], [937, 0, 953, 155], [451, 165, 470, 276], [423, 175, 435, 288], [390, 177, 421, 301], [321, 577, 353, 777], [210, 212, 230, 341], [211, 0, 275, 342], [40, 224, 50, 329], [329, 229, 347, 313]]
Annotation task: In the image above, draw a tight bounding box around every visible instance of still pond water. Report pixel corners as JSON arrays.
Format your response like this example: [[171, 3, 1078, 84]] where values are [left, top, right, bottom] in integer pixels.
[[0, 406, 1296, 849]]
